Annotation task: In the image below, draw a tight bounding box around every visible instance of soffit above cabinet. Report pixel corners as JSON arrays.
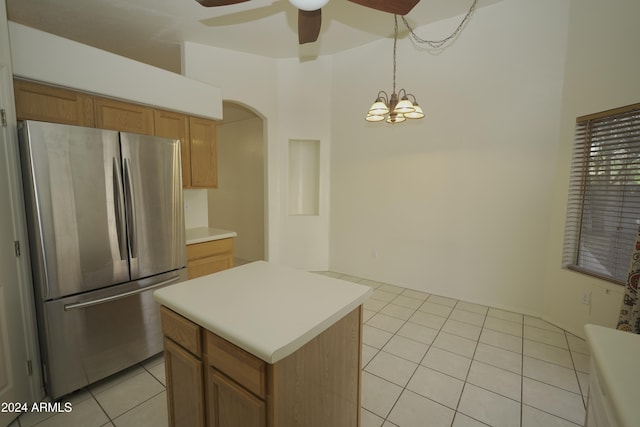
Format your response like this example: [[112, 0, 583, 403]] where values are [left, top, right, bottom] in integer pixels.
[[9, 22, 222, 120]]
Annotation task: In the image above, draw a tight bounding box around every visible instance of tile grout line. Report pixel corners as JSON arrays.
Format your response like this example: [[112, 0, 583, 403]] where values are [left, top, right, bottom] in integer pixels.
[[366, 290, 451, 424], [520, 311, 525, 427], [376, 291, 432, 423], [87, 380, 114, 425], [109, 389, 166, 425], [565, 330, 589, 410], [333, 273, 590, 426], [450, 301, 488, 427]]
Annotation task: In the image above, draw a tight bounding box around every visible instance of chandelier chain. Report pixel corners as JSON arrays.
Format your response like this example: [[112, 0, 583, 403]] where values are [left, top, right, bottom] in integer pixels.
[[392, 14, 398, 94], [401, 0, 478, 49]]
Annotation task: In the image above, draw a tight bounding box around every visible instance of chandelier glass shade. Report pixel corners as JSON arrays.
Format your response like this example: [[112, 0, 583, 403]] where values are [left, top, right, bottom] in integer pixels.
[[288, 0, 329, 11], [366, 89, 424, 123], [365, 15, 424, 125]]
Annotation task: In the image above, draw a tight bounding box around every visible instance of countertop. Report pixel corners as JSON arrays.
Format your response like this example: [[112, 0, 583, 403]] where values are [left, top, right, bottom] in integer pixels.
[[185, 227, 237, 245], [584, 324, 640, 427], [153, 261, 372, 364]]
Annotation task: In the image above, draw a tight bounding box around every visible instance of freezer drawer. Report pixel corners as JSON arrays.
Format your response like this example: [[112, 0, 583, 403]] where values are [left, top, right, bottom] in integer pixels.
[[39, 269, 187, 399]]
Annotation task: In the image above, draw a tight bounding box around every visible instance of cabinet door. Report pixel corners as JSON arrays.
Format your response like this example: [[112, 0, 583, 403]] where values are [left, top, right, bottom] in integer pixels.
[[164, 338, 205, 427], [94, 97, 154, 135], [207, 368, 266, 427], [154, 109, 192, 187], [189, 116, 217, 188], [14, 79, 95, 126]]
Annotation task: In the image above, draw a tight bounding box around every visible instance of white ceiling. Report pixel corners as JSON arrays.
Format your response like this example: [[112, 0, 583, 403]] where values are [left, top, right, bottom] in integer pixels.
[[6, 0, 501, 74]]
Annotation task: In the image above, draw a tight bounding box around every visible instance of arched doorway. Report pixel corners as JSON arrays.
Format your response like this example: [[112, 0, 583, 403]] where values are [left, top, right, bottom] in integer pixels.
[[208, 101, 266, 264]]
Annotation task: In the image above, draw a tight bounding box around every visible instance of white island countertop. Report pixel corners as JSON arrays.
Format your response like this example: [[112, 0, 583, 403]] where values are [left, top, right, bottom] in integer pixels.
[[185, 227, 237, 245], [153, 261, 372, 364], [584, 324, 640, 427]]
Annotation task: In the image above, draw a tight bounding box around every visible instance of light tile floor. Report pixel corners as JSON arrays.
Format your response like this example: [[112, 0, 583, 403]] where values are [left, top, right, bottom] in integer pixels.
[[11, 272, 589, 427]]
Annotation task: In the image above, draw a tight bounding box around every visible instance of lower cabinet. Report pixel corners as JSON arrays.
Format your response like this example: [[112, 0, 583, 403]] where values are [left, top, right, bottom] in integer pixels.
[[186, 238, 234, 279], [160, 305, 362, 427]]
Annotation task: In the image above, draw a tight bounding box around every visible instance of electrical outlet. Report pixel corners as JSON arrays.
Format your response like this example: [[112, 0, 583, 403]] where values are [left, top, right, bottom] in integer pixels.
[[582, 292, 591, 305]]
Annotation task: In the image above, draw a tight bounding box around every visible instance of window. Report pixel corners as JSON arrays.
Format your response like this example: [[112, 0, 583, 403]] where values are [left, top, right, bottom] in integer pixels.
[[563, 103, 640, 284]]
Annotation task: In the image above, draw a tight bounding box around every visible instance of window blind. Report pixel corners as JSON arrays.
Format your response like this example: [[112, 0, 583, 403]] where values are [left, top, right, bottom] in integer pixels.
[[563, 103, 640, 284]]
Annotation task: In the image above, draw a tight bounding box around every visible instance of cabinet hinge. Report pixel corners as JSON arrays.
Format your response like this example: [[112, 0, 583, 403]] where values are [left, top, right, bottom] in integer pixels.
[[14, 240, 21, 257], [1, 109, 6, 127], [27, 360, 33, 376]]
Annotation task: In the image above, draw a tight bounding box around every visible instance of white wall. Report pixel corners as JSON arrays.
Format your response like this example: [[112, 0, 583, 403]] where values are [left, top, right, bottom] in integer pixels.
[[183, 44, 333, 270], [329, 0, 569, 317], [209, 116, 265, 262], [183, 189, 209, 228], [183, 44, 282, 263], [541, 0, 640, 337], [276, 56, 332, 270]]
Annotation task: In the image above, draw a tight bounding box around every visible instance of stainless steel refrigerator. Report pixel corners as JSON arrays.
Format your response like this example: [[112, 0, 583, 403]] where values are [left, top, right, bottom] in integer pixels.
[[18, 120, 187, 399]]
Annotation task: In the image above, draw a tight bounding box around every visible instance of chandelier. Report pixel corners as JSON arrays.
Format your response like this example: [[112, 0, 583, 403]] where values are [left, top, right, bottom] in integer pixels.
[[365, 15, 424, 124], [365, 0, 478, 124]]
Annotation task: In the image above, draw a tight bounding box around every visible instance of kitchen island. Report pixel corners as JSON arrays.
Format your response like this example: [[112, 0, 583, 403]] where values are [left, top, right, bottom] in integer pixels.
[[153, 261, 372, 427]]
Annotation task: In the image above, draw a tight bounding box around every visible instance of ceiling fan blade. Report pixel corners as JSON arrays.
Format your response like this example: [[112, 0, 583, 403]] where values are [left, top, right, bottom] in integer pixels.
[[347, 0, 420, 15], [298, 9, 321, 44], [196, 0, 251, 7]]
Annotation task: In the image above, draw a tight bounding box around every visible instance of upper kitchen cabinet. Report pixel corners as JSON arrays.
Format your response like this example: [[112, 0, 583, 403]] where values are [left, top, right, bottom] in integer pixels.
[[94, 97, 154, 135], [188, 116, 218, 188], [154, 109, 191, 188], [156, 111, 218, 189], [12, 79, 218, 189], [14, 79, 95, 127]]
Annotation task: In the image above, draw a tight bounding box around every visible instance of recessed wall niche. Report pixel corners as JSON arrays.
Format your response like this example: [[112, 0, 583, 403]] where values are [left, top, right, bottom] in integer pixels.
[[288, 139, 320, 216]]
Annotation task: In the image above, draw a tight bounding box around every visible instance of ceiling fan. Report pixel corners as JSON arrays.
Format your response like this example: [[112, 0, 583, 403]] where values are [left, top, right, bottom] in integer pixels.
[[196, 0, 420, 44]]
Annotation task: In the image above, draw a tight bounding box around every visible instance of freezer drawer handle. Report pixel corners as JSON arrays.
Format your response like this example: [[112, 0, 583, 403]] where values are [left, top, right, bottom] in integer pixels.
[[63, 275, 182, 311]]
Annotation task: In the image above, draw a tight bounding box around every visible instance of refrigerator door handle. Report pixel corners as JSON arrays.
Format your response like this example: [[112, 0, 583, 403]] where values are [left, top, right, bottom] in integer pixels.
[[112, 158, 127, 260], [123, 158, 137, 259], [63, 275, 182, 311]]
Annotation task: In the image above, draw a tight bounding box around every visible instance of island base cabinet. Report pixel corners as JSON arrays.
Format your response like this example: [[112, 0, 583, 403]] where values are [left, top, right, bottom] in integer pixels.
[[161, 305, 363, 427], [268, 307, 361, 427], [207, 368, 266, 427], [164, 337, 205, 427]]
